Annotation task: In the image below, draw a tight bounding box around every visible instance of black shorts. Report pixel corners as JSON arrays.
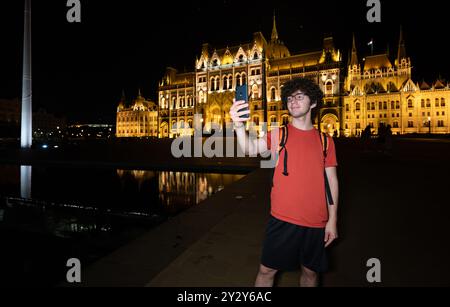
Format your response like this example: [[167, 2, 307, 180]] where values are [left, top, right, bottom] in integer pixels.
[[261, 215, 328, 273]]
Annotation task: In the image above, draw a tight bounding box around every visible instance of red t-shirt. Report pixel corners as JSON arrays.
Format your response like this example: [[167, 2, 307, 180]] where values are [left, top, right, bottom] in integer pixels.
[[267, 124, 338, 228]]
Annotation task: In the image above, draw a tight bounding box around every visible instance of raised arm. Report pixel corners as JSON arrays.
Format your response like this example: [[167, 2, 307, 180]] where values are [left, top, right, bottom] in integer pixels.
[[230, 99, 269, 156]]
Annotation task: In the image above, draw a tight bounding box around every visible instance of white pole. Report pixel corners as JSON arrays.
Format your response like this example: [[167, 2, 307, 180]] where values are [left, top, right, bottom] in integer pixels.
[[21, 0, 32, 149]]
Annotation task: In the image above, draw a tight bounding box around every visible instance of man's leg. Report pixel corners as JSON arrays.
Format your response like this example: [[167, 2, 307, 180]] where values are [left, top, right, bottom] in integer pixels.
[[300, 266, 318, 287], [255, 264, 278, 287]]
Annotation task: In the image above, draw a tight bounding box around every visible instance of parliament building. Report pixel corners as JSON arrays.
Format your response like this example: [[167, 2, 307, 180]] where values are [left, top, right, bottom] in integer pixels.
[[116, 89, 159, 138], [117, 17, 450, 138], [344, 30, 449, 136]]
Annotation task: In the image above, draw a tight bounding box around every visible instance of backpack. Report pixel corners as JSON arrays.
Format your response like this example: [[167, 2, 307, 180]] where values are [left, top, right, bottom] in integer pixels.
[[270, 126, 335, 206]]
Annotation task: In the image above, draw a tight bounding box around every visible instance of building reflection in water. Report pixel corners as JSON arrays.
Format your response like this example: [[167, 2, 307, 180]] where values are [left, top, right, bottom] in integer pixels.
[[117, 170, 245, 214], [116, 169, 156, 191]]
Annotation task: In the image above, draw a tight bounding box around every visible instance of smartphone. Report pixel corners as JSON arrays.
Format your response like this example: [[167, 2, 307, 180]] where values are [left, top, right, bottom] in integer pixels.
[[235, 84, 249, 119]]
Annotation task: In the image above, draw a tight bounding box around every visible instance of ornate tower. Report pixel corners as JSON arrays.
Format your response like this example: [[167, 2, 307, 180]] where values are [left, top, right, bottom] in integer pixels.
[[396, 26, 411, 77], [347, 34, 361, 92]]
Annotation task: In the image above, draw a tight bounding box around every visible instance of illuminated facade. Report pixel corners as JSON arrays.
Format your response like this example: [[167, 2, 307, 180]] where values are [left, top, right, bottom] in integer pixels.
[[148, 19, 450, 138], [157, 17, 342, 138], [116, 90, 159, 138], [343, 30, 450, 136]]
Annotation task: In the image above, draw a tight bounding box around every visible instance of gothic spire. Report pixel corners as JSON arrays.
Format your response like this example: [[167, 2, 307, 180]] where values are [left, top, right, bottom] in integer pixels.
[[271, 13, 279, 42], [349, 33, 359, 67], [397, 25, 407, 63]]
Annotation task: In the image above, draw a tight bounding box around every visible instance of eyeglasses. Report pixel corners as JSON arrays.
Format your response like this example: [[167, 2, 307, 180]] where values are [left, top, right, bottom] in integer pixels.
[[287, 93, 307, 104]]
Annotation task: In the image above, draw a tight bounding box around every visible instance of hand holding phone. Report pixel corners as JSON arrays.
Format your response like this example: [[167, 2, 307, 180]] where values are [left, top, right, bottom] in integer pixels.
[[235, 84, 249, 119]]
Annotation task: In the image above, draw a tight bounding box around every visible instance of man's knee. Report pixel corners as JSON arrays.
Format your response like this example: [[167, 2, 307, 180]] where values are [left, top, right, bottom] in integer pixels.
[[259, 265, 278, 277]]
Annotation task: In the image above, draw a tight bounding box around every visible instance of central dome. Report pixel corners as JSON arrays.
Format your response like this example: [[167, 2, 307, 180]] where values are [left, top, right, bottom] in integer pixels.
[[266, 41, 290, 59]]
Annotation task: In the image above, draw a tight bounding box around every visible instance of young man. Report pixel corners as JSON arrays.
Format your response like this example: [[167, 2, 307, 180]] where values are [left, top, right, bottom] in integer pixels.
[[230, 78, 339, 287]]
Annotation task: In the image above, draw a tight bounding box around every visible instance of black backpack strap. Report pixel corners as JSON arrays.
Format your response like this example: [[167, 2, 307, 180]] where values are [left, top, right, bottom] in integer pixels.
[[319, 132, 334, 206], [271, 125, 289, 187], [280, 125, 287, 148], [324, 169, 334, 206], [281, 126, 289, 176], [322, 132, 328, 158]]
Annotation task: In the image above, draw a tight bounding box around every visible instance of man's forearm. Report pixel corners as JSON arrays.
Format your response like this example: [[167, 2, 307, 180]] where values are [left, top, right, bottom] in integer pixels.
[[235, 125, 253, 155], [328, 203, 338, 222]]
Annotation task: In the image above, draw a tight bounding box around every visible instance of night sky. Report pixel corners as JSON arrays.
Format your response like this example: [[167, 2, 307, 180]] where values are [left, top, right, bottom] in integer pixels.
[[1, 0, 450, 124]]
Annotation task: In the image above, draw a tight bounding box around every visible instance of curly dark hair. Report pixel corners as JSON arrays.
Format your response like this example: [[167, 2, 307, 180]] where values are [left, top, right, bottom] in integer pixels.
[[281, 78, 324, 120]]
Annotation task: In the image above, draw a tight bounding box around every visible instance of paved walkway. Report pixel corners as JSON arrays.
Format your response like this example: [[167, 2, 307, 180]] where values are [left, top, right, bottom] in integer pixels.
[[147, 168, 278, 287]]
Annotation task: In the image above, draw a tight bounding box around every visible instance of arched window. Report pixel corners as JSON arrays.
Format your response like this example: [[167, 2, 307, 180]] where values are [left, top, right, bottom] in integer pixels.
[[282, 116, 289, 126], [270, 116, 277, 125], [355, 102, 361, 111], [215, 77, 220, 91], [228, 75, 233, 89], [426, 99, 431, 107], [236, 74, 241, 87], [325, 81, 333, 95], [210, 78, 215, 92], [172, 97, 176, 109], [223, 76, 228, 90], [254, 52, 258, 60], [242, 74, 247, 85], [408, 99, 413, 108], [252, 84, 259, 99], [271, 88, 276, 101], [441, 98, 446, 107], [435, 98, 440, 107]]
